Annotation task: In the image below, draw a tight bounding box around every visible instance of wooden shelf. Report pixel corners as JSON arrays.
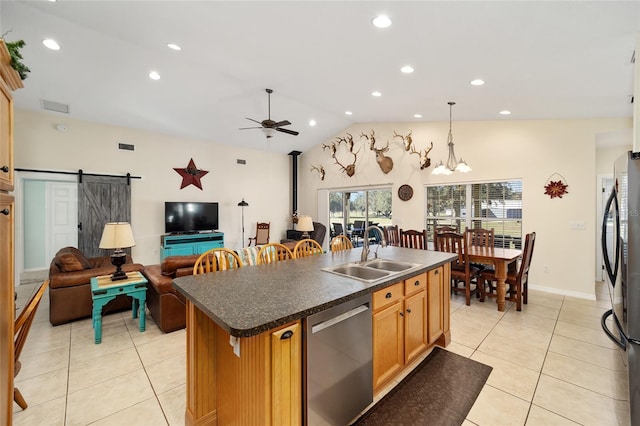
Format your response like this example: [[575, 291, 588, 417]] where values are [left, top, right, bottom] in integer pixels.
[[0, 40, 24, 91]]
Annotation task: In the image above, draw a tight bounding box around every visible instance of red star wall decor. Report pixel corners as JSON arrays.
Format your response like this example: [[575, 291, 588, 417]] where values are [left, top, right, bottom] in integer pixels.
[[174, 158, 209, 190]]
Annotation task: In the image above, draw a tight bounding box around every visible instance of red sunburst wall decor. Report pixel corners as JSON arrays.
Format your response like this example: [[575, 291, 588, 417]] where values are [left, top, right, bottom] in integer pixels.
[[544, 173, 569, 199]]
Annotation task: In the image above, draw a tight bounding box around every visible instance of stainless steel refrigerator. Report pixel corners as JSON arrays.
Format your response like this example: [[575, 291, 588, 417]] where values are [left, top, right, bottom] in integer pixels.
[[602, 150, 640, 425]]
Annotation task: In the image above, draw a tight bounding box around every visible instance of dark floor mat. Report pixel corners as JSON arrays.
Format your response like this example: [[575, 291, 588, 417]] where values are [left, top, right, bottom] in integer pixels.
[[354, 346, 492, 426]]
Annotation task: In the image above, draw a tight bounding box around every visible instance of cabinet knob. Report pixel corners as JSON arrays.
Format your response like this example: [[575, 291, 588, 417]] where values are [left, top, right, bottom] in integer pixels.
[[0, 208, 9, 216], [399, 312, 404, 317], [414, 280, 420, 286], [434, 269, 439, 275], [406, 308, 412, 314], [0, 166, 8, 173], [385, 292, 392, 299]]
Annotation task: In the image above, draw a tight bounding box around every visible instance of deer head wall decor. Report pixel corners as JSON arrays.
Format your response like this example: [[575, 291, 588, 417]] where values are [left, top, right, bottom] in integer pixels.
[[370, 140, 394, 174], [393, 130, 413, 151], [410, 142, 434, 170], [322, 137, 359, 177], [310, 165, 325, 181]]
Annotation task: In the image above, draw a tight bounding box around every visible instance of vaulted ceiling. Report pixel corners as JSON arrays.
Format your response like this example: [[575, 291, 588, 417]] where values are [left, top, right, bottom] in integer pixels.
[[2, 1, 639, 154]]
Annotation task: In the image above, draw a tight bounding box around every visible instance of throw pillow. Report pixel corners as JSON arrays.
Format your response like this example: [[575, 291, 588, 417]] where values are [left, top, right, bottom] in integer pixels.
[[58, 253, 88, 272]]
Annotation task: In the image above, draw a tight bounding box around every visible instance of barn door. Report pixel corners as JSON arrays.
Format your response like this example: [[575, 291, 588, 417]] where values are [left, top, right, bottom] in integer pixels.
[[78, 175, 131, 258]]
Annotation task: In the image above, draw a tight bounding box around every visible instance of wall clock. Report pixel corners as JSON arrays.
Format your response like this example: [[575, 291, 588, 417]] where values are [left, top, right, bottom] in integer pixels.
[[398, 184, 413, 201]]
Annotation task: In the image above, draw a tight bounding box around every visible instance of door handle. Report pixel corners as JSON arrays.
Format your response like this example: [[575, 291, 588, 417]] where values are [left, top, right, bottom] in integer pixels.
[[1, 208, 9, 215], [0, 166, 8, 173]]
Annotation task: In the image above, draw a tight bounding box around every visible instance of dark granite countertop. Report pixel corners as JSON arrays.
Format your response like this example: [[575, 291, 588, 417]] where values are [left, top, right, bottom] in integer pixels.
[[173, 247, 456, 338]]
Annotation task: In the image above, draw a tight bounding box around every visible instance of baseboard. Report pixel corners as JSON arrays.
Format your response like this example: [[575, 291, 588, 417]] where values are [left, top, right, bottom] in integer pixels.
[[529, 284, 596, 301]]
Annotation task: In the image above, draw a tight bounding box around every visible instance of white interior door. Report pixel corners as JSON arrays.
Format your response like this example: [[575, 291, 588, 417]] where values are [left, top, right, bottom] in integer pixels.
[[46, 181, 78, 263]]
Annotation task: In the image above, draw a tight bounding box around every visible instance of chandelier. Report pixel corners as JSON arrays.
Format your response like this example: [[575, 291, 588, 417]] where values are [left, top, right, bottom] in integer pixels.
[[432, 101, 471, 175]]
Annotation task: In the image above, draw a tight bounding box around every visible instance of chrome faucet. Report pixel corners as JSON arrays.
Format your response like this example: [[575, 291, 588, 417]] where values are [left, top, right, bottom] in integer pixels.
[[360, 225, 388, 262]]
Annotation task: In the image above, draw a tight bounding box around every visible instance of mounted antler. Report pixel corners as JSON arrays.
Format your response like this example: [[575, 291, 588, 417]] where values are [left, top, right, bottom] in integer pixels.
[[324, 139, 358, 177], [393, 130, 413, 151], [410, 142, 434, 170], [310, 165, 325, 181], [360, 129, 376, 149], [370, 139, 394, 174]]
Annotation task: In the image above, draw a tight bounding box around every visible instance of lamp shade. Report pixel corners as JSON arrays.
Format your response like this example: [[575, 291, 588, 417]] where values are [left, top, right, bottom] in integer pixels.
[[297, 216, 314, 232], [99, 222, 136, 249], [237, 199, 249, 207]]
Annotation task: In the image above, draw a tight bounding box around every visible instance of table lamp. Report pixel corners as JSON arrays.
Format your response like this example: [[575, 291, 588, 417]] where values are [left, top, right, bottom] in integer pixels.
[[99, 222, 136, 281], [297, 216, 314, 239]]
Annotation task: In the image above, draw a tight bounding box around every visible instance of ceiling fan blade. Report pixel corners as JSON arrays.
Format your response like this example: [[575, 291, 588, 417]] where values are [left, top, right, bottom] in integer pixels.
[[273, 120, 291, 127], [276, 127, 299, 136], [245, 117, 263, 125], [238, 126, 262, 130]]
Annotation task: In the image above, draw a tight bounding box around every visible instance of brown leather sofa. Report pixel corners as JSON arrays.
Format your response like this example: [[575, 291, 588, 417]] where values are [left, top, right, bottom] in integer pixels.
[[48, 246, 145, 326], [142, 255, 200, 333]]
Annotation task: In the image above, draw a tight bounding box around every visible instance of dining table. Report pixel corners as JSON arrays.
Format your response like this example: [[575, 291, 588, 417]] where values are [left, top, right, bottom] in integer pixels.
[[465, 245, 523, 311]]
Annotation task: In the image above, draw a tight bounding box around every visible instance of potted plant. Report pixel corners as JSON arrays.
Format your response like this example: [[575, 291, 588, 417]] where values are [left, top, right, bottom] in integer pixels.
[[3, 39, 29, 80]]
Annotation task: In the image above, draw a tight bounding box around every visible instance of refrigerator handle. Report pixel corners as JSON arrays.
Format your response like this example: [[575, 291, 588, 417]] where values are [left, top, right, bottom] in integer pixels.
[[601, 189, 620, 285], [601, 309, 626, 350]]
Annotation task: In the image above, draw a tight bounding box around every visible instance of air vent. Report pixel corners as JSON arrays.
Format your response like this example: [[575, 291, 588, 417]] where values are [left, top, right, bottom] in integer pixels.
[[41, 99, 70, 114], [118, 143, 134, 151], [237, 159, 246, 165]]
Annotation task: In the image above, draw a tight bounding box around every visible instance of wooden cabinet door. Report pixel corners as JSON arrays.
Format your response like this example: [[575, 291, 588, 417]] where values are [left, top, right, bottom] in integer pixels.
[[271, 322, 301, 426], [372, 302, 403, 390], [427, 267, 444, 344], [404, 290, 427, 364], [0, 81, 13, 192], [0, 194, 14, 426]]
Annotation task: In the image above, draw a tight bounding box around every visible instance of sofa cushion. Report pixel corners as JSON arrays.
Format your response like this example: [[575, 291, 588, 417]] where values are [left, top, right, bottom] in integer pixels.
[[160, 255, 201, 278], [56, 250, 91, 272]]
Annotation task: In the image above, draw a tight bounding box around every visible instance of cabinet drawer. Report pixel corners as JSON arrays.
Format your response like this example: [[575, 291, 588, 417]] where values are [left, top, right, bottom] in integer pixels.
[[404, 272, 426, 296], [373, 282, 403, 311]]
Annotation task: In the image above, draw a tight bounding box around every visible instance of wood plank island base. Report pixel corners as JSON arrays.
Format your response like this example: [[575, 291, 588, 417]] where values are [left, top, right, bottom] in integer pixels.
[[174, 247, 456, 425]]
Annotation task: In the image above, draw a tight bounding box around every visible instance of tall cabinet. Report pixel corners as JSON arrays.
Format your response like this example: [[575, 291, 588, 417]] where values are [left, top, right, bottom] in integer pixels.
[[0, 39, 20, 425]]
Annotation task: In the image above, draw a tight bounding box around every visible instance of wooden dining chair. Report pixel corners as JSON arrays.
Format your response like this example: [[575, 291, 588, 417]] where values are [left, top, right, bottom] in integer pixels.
[[293, 238, 324, 258], [399, 229, 428, 250], [466, 227, 495, 275], [435, 231, 481, 306], [383, 225, 400, 247], [330, 235, 353, 252], [193, 248, 243, 274], [480, 232, 536, 311], [257, 243, 294, 264], [248, 222, 270, 246], [14, 280, 49, 410]]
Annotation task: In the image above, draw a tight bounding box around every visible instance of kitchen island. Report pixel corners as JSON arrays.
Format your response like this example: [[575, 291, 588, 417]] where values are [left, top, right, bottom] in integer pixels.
[[173, 246, 456, 426]]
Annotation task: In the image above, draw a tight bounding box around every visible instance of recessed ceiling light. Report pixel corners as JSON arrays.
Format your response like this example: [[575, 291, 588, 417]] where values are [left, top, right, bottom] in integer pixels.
[[413, 114, 422, 118], [345, 111, 353, 116], [400, 65, 414, 74], [499, 110, 511, 115], [149, 71, 161, 80], [167, 43, 181, 51], [470, 79, 486, 86], [371, 91, 382, 97], [42, 39, 60, 51], [309, 119, 317, 126], [372, 15, 392, 28]]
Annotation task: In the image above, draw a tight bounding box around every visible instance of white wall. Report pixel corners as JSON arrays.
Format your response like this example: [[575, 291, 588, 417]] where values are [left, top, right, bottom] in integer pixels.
[[298, 118, 632, 299], [14, 109, 291, 266]]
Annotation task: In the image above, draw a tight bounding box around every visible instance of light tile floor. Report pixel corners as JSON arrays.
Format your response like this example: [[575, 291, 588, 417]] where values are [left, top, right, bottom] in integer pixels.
[[12, 280, 630, 425]]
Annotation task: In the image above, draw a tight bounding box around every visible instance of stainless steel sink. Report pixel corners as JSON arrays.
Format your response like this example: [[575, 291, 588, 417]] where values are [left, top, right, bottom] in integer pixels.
[[329, 265, 390, 281], [323, 259, 421, 282], [362, 259, 418, 272]]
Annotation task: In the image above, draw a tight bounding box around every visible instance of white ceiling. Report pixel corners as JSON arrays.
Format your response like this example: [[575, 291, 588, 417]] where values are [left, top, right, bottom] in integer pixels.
[[2, 1, 639, 154]]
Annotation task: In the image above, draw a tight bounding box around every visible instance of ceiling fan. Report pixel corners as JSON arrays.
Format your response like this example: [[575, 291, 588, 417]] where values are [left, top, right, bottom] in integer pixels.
[[239, 88, 299, 138]]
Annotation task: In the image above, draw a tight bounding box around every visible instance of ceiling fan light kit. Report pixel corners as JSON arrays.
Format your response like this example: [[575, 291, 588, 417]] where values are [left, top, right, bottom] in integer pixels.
[[239, 88, 299, 138]]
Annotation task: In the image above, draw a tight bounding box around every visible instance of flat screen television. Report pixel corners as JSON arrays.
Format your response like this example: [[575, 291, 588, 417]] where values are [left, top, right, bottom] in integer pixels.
[[165, 202, 219, 234]]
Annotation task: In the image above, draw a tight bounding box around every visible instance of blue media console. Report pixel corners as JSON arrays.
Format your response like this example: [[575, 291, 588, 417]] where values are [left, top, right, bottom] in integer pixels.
[[160, 232, 225, 261]]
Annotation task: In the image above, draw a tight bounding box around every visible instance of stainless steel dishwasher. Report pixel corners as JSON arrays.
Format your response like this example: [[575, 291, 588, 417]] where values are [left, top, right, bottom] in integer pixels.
[[304, 293, 373, 425]]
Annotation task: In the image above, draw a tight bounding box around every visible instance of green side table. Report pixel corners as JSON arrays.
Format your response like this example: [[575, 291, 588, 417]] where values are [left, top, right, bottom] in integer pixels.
[[90, 271, 147, 344]]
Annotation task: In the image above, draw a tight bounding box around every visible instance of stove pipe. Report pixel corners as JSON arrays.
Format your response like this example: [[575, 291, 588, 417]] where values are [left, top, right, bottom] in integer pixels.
[[288, 151, 302, 216]]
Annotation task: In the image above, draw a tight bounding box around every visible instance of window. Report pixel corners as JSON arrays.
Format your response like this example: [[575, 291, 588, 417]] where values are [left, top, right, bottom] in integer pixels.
[[329, 188, 392, 245], [426, 180, 522, 248]]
